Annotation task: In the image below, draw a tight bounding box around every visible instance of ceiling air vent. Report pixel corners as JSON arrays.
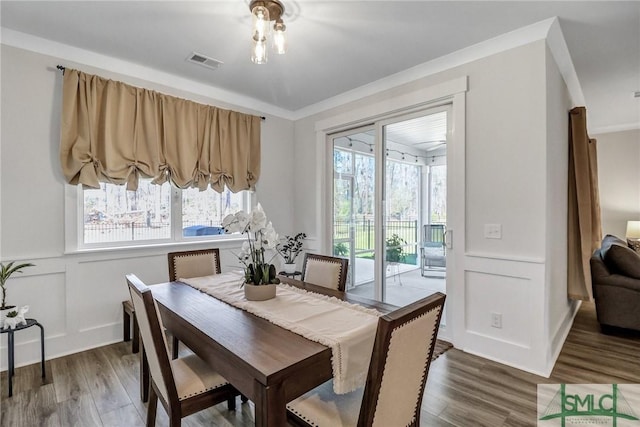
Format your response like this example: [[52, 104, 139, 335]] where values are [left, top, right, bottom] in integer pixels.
[[186, 52, 223, 70], [634, 91, 640, 98]]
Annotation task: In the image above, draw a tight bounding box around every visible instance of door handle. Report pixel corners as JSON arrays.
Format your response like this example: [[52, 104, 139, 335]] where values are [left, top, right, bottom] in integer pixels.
[[444, 229, 453, 249]]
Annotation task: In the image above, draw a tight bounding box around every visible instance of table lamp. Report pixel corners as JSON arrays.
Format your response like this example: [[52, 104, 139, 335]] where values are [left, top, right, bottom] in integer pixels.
[[626, 220, 640, 252]]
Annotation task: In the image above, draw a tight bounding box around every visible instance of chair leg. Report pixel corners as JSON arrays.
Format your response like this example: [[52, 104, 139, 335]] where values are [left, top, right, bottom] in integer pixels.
[[147, 385, 158, 427], [172, 336, 179, 360], [227, 396, 236, 411], [132, 312, 140, 354], [169, 411, 182, 427], [123, 310, 131, 342], [141, 345, 150, 402]]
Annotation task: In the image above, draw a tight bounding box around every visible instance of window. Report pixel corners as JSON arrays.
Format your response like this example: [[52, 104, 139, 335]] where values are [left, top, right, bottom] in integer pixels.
[[80, 179, 251, 249]]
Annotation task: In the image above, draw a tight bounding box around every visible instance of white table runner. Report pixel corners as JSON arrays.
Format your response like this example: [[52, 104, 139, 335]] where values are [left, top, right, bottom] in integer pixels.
[[181, 271, 381, 394]]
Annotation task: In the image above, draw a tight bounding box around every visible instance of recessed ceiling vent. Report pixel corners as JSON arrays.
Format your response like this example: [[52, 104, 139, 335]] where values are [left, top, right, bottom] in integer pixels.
[[634, 91, 640, 98], [186, 52, 223, 70]]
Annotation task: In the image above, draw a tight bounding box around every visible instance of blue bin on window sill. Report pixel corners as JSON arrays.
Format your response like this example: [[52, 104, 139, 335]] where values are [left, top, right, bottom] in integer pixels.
[[183, 225, 224, 236]]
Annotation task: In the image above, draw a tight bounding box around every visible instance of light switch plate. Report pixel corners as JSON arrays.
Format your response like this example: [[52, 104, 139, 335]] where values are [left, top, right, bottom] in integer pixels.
[[484, 224, 502, 239]]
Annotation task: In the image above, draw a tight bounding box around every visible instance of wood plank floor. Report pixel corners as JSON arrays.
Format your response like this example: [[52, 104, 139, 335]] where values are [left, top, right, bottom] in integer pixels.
[[1, 302, 638, 426]]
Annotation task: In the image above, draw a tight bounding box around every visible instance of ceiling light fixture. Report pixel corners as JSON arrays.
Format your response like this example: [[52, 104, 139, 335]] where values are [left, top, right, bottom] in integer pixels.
[[250, 0, 287, 64]]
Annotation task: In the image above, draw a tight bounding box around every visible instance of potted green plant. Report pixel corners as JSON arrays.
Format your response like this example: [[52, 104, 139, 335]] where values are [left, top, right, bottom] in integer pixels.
[[385, 234, 406, 263], [0, 261, 34, 327], [277, 232, 306, 273], [333, 242, 349, 257]]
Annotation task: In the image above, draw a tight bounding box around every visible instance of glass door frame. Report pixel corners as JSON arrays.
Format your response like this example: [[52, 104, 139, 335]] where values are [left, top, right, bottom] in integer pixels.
[[320, 79, 467, 344], [330, 125, 376, 292], [328, 106, 452, 303], [333, 172, 356, 288], [375, 105, 451, 302]]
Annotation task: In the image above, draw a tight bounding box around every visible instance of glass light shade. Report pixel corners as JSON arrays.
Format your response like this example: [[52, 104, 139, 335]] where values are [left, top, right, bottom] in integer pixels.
[[252, 37, 268, 64], [626, 220, 640, 239], [251, 5, 270, 41], [273, 21, 287, 54]]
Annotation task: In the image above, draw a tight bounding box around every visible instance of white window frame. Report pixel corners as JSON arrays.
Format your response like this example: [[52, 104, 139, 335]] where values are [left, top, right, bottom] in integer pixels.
[[64, 183, 254, 253]]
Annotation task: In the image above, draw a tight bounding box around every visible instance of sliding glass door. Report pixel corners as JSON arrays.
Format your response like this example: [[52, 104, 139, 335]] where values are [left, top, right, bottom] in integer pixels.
[[332, 127, 376, 296], [331, 106, 450, 305]]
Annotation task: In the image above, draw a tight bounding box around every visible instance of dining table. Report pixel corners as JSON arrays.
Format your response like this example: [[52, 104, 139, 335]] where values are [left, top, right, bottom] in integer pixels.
[[150, 275, 396, 427]]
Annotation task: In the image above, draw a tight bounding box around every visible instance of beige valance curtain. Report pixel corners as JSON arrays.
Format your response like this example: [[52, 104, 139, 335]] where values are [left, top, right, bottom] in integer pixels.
[[567, 106, 602, 301], [60, 69, 261, 192]]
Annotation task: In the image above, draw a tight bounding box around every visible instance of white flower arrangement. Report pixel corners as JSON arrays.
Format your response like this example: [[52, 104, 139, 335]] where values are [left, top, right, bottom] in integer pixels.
[[222, 203, 280, 286]]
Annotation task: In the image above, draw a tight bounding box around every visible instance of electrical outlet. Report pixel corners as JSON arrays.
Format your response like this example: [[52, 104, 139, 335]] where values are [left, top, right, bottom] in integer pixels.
[[491, 312, 502, 328], [484, 224, 502, 239]]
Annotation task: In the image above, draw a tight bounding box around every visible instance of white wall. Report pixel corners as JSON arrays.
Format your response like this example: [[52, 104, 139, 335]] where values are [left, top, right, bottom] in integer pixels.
[[293, 40, 573, 375], [544, 45, 578, 367], [594, 129, 640, 238], [1, 36, 581, 376], [0, 44, 295, 369]]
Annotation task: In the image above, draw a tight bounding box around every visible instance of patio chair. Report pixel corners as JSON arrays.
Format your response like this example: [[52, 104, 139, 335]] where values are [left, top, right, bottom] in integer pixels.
[[421, 224, 446, 276]]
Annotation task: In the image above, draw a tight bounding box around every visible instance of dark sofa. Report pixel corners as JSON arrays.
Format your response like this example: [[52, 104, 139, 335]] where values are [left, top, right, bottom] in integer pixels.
[[590, 234, 640, 332]]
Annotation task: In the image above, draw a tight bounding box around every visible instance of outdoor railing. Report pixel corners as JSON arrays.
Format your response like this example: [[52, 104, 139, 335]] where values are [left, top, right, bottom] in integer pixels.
[[84, 217, 428, 265], [83, 220, 223, 243], [333, 219, 419, 261]]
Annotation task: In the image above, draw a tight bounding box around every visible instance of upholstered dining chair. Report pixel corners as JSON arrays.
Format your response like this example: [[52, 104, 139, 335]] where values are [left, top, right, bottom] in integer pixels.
[[286, 292, 446, 427], [166, 248, 221, 357], [301, 253, 349, 292], [126, 274, 239, 427], [122, 248, 222, 358], [168, 248, 222, 283]]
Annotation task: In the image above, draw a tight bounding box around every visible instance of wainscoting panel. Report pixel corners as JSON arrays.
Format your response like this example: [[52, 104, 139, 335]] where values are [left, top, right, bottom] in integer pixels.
[[460, 254, 549, 375], [0, 243, 249, 372], [464, 271, 534, 347]]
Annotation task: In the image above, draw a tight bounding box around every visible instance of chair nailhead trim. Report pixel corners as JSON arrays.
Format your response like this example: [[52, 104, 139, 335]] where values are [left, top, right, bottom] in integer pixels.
[[286, 404, 320, 427], [372, 306, 441, 427], [179, 381, 229, 400]]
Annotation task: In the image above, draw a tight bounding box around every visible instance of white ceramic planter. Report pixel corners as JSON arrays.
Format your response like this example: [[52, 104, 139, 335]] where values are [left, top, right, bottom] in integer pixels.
[[244, 283, 276, 301], [0, 305, 16, 329], [283, 263, 296, 274]]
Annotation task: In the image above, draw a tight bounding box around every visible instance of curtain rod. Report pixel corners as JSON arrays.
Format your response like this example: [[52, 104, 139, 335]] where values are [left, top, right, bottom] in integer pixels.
[[55, 65, 266, 121]]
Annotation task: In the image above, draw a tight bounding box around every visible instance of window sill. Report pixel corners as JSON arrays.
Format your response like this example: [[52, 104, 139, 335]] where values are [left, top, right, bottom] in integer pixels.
[[64, 236, 247, 256]]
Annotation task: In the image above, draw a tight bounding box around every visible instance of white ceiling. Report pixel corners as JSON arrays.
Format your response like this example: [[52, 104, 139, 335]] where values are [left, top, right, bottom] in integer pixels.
[[1, 1, 639, 133]]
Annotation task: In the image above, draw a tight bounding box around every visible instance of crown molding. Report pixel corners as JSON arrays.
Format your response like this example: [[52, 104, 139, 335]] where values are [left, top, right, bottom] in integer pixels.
[[0, 28, 297, 120], [590, 121, 640, 136], [545, 17, 585, 107], [2, 17, 585, 125], [292, 17, 560, 120]]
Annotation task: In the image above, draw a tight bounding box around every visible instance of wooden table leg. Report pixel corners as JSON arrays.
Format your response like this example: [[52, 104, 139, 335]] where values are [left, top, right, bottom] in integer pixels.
[[254, 380, 286, 427]]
